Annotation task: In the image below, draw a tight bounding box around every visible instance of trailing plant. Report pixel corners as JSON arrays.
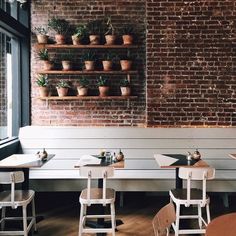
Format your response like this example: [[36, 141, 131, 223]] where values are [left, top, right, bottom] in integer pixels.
[[56, 80, 70, 88], [87, 20, 103, 35], [120, 78, 130, 87], [37, 49, 49, 60], [97, 76, 109, 87], [104, 16, 115, 35], [122, 24, 134, 35], [48, 17, 70, 35], [78, 76, 89, 88], [36, 74, 48, 87], [73, 25, 87, 38], [82, 50, 96, 61], [34, 26, 48, 35]]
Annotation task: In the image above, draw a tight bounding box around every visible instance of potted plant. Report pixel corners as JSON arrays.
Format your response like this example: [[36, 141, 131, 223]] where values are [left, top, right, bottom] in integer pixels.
[[120, 77, 131, 96], [97, 76, 109, 97], [77, 76, 89, 96], [56, 80, 70, 97], [48, 17, 70, 44], [36, 74, 49, 97], [34, 26, 49, 44], [60, 53, 73, 71], [37, 48, 53, 71], [120, 55, 133, 71], [87, 20, 102, 45], [121, 24, 134, 45], [82, 50, 96, 71], [71, 24, 87, 45], [102, 52, 114, 71], [104, 16, 116, 45]]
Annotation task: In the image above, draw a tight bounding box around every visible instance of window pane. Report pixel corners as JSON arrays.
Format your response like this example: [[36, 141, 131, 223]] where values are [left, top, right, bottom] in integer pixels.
[[0, 31, 13, 141], [0, 0, 12, 15]]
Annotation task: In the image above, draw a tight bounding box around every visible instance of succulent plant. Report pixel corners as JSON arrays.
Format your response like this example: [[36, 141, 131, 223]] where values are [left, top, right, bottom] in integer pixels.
[[37, 48, 49, 61], [97, 76, 109, 87], [56, 80, 70, 88], [48, 17, 70, 35], [36, 74, 48, 87]]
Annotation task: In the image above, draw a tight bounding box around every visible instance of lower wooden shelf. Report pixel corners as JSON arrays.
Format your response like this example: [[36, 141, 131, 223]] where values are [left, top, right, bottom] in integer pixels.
[[38, 96, 137, 100]]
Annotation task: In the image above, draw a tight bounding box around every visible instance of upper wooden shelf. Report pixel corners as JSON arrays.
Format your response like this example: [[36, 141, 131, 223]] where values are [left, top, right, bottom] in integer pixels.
[[38, 96, 137, 101], [37, 70, 138, 75], [35, 44, 138, 49]]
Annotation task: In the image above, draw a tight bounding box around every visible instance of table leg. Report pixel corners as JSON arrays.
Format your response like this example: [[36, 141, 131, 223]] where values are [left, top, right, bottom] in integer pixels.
[[175, 168, 183, 189], [22, 168, 29, 190]]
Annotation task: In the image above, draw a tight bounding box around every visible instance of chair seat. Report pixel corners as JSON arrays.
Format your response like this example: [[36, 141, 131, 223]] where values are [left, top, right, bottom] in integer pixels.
[[0, 190, 35, 206], [170, 188, 209, 201], [80, 188, 115, 204]]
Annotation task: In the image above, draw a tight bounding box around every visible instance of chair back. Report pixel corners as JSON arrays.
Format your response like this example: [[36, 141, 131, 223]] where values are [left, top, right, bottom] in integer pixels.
[[0, 171, 24, 208], [80, 166, 114, 206], [179, 167, 215, 206], [152, 202, 176, 236]]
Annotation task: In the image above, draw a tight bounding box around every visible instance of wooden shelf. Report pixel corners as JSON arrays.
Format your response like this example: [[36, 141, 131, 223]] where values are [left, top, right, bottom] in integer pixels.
[[37, 70, 138, 75], [36, 44, 138, 49], [38, 96, 137, 100]]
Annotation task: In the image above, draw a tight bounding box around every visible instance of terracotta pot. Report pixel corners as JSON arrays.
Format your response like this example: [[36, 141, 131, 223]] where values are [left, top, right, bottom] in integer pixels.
[[102, 60, 112, 71], [120, 86, 131, 96], [36, 34, 48, 44], [39, 87, 49, 97], [42, 60, 53, 71], [122, 35, 133, 45], [77, 87, 88, 96], [99, 86, 109, 97], [105, 35, 116, 45], [56, 87, 69, 97], [89, 35, 100, 45], [84, 61, 95, 71], [71, 35, 82, 45], [120, 60, 132, 71], [62, 61, 73, 71], [55, 34, 66, 44]]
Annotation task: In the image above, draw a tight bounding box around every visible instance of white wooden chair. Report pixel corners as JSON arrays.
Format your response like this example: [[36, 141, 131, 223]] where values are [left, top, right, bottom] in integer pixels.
[[78, 166, 116, 236], [152, 202, 176, 236], [169, 167, 215, 235], [0, 171, 36, 236]]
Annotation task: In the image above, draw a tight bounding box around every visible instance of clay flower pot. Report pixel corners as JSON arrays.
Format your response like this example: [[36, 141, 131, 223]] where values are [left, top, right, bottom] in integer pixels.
[[55, 34, 66, 44], [39, 87, 49, 97], [102, 60, 112, 71], [99, 86, 109, 97], [77, 87, 88, 96], [36, 34, 48, 44], [56, 87, 69, 97], [122, 35, 133, 45], [42, 60, 53, 71], [71, 35, 82, 45], [105, 35, 116, 45], [62, 61, 73, 71], [89, 35, 100, 45], [84, 61, 95, 71], [120, 86, 131, 96], [120, 60, 132, 71]]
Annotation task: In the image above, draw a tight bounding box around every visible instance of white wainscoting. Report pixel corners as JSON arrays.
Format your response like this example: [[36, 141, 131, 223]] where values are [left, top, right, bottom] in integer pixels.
[[19, 126, 236, 192]]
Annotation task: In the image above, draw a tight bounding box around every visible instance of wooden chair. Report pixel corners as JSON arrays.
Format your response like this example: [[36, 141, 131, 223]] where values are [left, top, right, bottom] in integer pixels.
[[152, 202, 176, 236], [0, 171, 36, 236], [78, 166, 116, 236], [169, 167, 215, 235]]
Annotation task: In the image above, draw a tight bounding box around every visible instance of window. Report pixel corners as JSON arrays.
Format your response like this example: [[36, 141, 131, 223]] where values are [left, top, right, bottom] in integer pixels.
[[0, 1, 29, 144]]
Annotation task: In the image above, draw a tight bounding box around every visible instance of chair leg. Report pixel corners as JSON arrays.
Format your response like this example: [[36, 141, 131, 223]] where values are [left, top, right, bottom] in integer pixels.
[[110, 203, 116, 236], [78, 203, 84, 236], [198, 205, 202, 229], [22, 205, 28, 236], [174, 204, 180, 236], [206, 203, 211, 224], [32, 198, 37, 232], [1, 207, 6, 231]]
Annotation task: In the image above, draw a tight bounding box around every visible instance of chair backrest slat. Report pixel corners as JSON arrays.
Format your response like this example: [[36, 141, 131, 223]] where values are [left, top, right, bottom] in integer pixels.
[[0, 171, 24, 184]]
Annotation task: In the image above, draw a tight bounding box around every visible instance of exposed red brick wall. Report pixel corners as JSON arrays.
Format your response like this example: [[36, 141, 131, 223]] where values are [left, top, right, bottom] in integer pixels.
[[31, 0, 146, 126], [146, 0, 236, 127], [31, 0, 236, 127]]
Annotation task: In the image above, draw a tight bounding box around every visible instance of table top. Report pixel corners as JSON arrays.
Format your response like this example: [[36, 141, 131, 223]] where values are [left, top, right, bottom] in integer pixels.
[[206, 213, 236, 236], [229, 153, 236, 160], [0, 154, 55, 168], [154, 154, 209, 168]]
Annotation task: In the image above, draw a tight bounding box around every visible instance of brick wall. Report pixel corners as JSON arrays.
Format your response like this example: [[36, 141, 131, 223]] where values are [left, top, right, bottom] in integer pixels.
[[31, 0, 236, 127]]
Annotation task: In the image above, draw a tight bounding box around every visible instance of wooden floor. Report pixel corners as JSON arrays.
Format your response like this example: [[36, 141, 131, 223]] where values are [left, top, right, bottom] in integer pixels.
[[8, 192, 236, 236]]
